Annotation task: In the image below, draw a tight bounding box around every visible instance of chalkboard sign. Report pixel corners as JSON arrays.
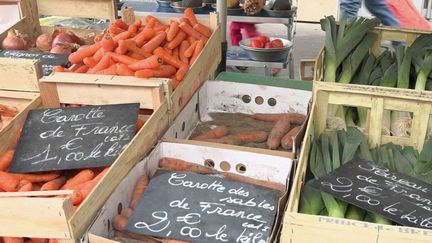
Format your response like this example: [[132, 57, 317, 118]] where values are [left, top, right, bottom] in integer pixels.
[[125, 170, 280, 243], [0, 49, 70, 76], [310, 159, 432, 229], [9, 103, 139, 173]]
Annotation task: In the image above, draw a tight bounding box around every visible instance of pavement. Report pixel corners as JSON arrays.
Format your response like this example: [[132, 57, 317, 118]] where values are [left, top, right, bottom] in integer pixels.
[[227, 22, 325, 80]]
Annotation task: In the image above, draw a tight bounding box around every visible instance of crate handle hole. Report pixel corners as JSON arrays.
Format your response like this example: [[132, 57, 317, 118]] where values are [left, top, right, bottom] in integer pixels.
[[220, 161, 231, 171], [236, 163, 247, 173], [242, 95, 251, 104], [268, 98, 277, 107], [175, 132, 178, 138], [107, 219, 111, 232], [181, 122, 186, 131], [195, 103, 199, 113], [255, 96, 264, 105], [204, 159, 215, 168], [117, 202, 123, 215]]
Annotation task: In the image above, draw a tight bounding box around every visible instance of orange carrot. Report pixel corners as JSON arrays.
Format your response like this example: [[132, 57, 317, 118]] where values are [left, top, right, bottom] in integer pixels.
[[222, 172, 285, 192], [193, 23, 212, 38], [179, 17, 192, 26], [27, 238, 48, 243], [134, 65, 176, 78], [167, 21, 180, 41], [130, 174, 149, 209], [92, 53, 112, 72], [128, 24, 139, 34], [184, 41, 197, 58], [179, 22, 203, 40], [190, 38, 204, 64], [47, 240, 58, 243], [133, 19, 142, 27], [172, 47, 179, 59], [41, 176, 66, 191], [192, 126, 229, 140], [124, 41, 152, 58], [159, 157, 217, 174], [3, 237, 24, 243], [52, 66, 66, 73], [184, 8, 198, 26], [96, 65, 117, 75], [69, 42, 102, 64], [10, 172, 60, 183], [113, 214, 129, 231], [94, 33, 104, 43], [83, 57, 98, 68], [209, 131, 268, 145], [0, 171, 19, 192], [62, 169, 95, 189], [71, 168, 108, 205], [128, 55, 163, 70], [130, 52, 146, 60], [267, 116, 291, 149], [108, 52, 139, 65], [171, 76, 181, 89], [0, 105, 18, 117], [116, 63, 135, 76], [109, 25, 126, 35], [75, 65, 89, 73], [113, 31, 132, 43], [167, 30, 187, 49], [113, 19, 129, 30], [281, 126, 302, 150], [101, 35, 117, 51], [136, 118, 145, 133], [134, 28, 156, 47], [146, 15, 161, 27], [142, 32, 167, 53], [93, 48, 105, 62], [0, 150, 14, 171], [145, 18, 157, 29], [17, 180, 33, 192], [175, 65, 189, 81], [154, 25, 169, 33], [179, 40, 190, 64], [154, 47, 186, 69], [252, 113, 306, 124], [187, 36, 196, 44], [116, 39, 129, 54]]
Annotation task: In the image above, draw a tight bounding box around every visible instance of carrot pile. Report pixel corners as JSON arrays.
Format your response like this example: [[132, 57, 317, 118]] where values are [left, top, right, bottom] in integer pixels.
[[54, 8, 211, 89], [0, 104, 18, 131], [191, 113, 306, 150], [111, 157, 285, 242]]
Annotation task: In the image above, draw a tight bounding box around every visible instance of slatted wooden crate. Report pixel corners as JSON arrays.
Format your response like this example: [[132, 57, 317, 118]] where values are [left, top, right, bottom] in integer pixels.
[[281, 81, 432, 243], [0, 72, 171, 241]]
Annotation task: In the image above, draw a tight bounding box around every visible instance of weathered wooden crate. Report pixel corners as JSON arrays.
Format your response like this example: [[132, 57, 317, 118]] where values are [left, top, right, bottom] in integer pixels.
[[314, 26, 432, 82], [164, 79, 311, 157], [86, 139, 294, 243], [0, 73, 171, 241], [281, 81, 432, 243]]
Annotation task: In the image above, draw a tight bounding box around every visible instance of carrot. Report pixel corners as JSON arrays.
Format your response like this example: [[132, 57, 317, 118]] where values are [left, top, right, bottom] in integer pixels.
[[179, 22, 203, 40], [17, 180, 32, 192], [108, 52, 139, 65], [130, 174, 149, 209], [187, 36, 196, 44], [92, 53, 112, 72], [0, 171, 19, 192], [3, 237, 24, 243], [93, 48, 105, 62], [41, 176, 66, 191], [223, 131, 268, 143], [175, 65, 189, 81], [75, 65, 89, 73], [252, 113, 306, 124], [154, 47, 186, 69], [102, 35, 117, 51], [62, 169, 95, 189], [134, 65, 176, 78], [191, 126, 229, 140], [159, 157, 217, 174], [27, 238, 48, 243], [52, 66, 66, 73], [10, 172, 60, 183], [222, 172, 285, 192], [145, 18, 157, 29], [184, 8, 198, 26], [69, 42, 102, 64], [178, 40, 190, 64], [167, 21, 180, 41], [130, 52, 146, 60], [116, 39, 129, 54], [193, 23, 212, 38], [113, 19, 129, 30], [0, 150, 14, 171], [128, 55, 163, 71], [71, 168, 108, 205], [184, 41, 197, 58], [94, 33, 104, 43], [179, 17, 192, 26], [172, 47, 179, 59], [267, 116, 291, 149], [171, 76, 181, 90], [154, 25, 169, 33], [281, 126, 303, 150], [167, 30, 187, 49], [134, 28, 155, 47], [142, 32, 167, 53], [128, 24, 139, 34], [190, 38, 204, 64], [32, 183, 42, 191], [123, 41, 152, 58], [145, 15, 161, 27], [116, 63, 135, 76], [0, 104, 18, 117], [83, 57, 98, 68], [113, 31, 132, 43], [109, 25, 127, 35], [96, 65, 117, 75], [47, 240, 58, 243]]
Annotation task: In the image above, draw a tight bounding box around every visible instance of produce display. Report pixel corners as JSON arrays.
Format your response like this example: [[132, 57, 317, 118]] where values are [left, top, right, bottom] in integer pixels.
[[249, 35, 284, 49], [53, 9, 211, 89], [0, 104, 18, 131], [300, 127, 432, 224], [190, 112, 305, 150], [320, 16, 432, 137]]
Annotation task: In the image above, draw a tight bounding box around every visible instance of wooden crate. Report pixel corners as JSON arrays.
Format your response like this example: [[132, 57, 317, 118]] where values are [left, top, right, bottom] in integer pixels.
[[281, 81, 432, 242], [0, 73, 171, 241], [86, 139, 294, 243], [314, 26, 432, 82]]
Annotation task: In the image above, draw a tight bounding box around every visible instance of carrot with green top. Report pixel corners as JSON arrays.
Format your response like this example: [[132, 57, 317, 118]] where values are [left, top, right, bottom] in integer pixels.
[[128, 55, 163, 71], [184, 8, 198, 26], [142, 32, 167, 53], [134, 65, 176, 78], [167, 30, 187, 49], [154, 47, 186, 69]]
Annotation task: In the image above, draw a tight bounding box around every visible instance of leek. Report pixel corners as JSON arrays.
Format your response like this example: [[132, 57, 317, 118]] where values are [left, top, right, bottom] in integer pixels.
[[345, 205, 366, 221], [299, 181, 325, 215]]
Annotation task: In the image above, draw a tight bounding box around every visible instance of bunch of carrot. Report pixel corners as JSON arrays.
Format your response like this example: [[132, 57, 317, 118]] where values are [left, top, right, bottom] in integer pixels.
[[1, 237, 58, 243], [0, 104, 18, 131], [111, 157, 284, 242], [192, 113, 306, 150], [54, 8, 211, 89]]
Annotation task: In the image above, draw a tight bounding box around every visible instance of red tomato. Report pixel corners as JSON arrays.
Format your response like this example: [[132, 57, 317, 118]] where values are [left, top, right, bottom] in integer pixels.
[[256, 35, 270, 44], [271, 39, 284, 48], [264, 42, 273, 48], [250, 39, 264, 48]]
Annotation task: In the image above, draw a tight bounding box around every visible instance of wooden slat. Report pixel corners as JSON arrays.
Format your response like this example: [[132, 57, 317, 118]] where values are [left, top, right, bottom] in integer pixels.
[[368, 97, 384, 148], [411, 103, 432, 150], [313, 90, 329, 136], [36, 0, 116, 20], [0, 58, 42, 92]]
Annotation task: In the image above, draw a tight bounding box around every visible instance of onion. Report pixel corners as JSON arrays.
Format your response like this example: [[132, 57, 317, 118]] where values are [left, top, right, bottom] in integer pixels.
[[1, 29, 27, 50], [51, 32, 75, 49], [36, 34, 53, 51], [50, 45, 72, 54]]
